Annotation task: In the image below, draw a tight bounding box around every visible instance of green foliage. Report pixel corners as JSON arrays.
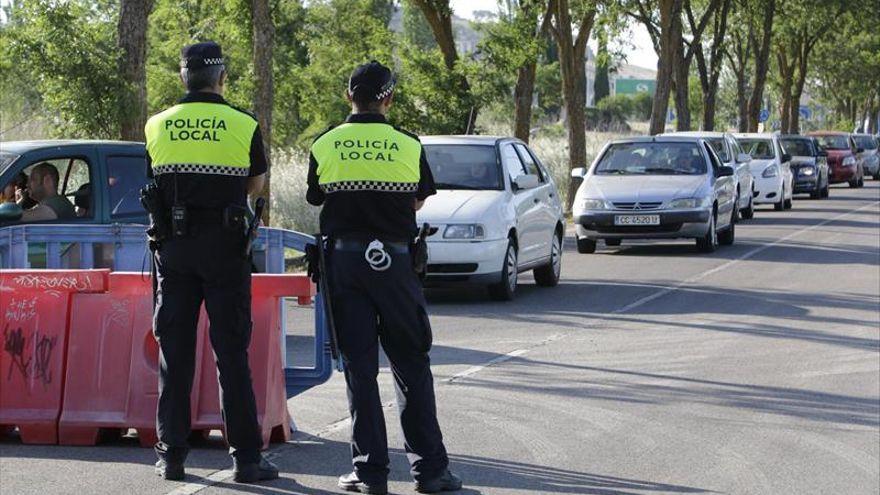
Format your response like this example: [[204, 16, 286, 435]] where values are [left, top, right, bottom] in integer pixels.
[[402, 0, 436, 50], [2, 0, 123, 138], [271, 0, 309, 147]]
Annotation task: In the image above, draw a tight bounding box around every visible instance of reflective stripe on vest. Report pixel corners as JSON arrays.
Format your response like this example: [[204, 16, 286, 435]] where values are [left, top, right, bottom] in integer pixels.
[[311, 123, 422, 193], [144, 102, 257, 176]]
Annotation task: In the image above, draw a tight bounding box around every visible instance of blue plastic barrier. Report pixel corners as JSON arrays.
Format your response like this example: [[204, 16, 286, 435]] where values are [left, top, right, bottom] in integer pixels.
[[0, 223, 333, 397]]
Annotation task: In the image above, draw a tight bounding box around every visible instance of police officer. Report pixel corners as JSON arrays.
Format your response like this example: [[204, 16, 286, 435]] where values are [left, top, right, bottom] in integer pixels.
[[145, 41, 278, 484], [306, 61, 462, 494]]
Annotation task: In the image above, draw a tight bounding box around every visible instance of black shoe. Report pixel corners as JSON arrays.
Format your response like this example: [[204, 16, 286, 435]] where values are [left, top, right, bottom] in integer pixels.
[[233, 455, 280, 483], [415, 470, 462, 493], [154, 458, 185, 481], [338, 471, 388, 494]]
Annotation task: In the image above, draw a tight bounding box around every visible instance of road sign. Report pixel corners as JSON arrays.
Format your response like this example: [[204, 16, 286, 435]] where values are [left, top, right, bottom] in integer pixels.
[[759, 109, 770, 123], [799, 105, 812, 120]]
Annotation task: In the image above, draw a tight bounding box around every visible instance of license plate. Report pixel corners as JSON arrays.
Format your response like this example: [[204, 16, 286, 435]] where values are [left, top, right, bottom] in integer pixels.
[[614, 215, 660, 226]]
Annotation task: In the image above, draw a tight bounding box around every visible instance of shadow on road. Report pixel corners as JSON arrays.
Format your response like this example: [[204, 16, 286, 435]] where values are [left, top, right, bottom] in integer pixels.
[[455, 360, 880, 429]]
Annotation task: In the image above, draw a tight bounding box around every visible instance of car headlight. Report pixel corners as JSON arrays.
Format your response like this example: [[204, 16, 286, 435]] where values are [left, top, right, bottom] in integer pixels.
[[443, 224, 485, 239], [668, 197, 709, 209], [581, 199, 611, 210], [762, 165, 779, 178], [800, 166, 815, 176], [842, 156, 856, 166]]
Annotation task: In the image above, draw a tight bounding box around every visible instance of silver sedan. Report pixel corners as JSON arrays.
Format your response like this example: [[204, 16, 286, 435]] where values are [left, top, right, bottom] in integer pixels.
[[571, 136, 737, 253]]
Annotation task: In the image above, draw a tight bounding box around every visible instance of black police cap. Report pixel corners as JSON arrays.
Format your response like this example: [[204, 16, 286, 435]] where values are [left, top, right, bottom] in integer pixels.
[[180, 42, 225, 70], [348, 60, 396, 101]]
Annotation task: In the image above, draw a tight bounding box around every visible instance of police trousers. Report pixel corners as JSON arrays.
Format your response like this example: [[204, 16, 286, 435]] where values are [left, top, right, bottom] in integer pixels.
[[152, 223, 262, 463], [327, 246, 449, 483]]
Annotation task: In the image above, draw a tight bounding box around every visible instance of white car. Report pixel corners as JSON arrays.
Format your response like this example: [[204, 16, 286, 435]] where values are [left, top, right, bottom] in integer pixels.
[[417, 136, 565, 300], [734, 133, 794, 211], [662, 132, 756, 219]]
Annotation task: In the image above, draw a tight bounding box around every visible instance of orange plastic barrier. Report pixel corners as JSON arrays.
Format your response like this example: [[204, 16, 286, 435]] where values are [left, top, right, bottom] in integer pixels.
[[0, 270, 109, 444], [59, 272, 312, 448]]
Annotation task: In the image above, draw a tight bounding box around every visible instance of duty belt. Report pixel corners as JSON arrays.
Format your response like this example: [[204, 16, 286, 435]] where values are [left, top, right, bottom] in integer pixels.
[[332, 238, 409, 253]]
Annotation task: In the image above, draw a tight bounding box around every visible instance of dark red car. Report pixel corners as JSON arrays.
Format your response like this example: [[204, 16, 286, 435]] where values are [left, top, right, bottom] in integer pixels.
[[807, 131, 864, 188]]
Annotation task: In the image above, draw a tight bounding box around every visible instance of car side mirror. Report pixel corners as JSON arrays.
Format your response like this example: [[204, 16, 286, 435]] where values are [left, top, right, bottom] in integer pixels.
[[817, 149, 828, 157], [716, 165, 735, 177], [570, 167, 586, 178], [513, 174, 540, 191], [736, 153, 751, 163], [856, 147, 865, 153], [781, 153, 792, 163], [0, 202, 24, 222]]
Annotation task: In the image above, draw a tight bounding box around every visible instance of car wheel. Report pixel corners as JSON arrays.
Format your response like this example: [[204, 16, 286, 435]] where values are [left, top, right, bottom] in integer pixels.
[[810, 186, 821, 199], [822, 180, 830, 198], [849, 175, 859, 188], [873, 170, 880, 180], [774, 187, 785, 211], [605, 238, 622, 247], [858, 169, 865, 187], [784, 191, 792, 210], [534, 233, 562, 287], [741, 191, 755, 219], [696, 211, 718, 253], [488, 239, 518, 301], [719, 207, 735, 246], [576, 236, 597, 254]]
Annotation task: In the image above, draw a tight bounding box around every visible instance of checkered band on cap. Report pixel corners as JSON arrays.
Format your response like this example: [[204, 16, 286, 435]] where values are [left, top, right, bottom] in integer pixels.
[[375, 81, 396, 100], [152, 163, 249, 177], [321, 180, 418, 193]]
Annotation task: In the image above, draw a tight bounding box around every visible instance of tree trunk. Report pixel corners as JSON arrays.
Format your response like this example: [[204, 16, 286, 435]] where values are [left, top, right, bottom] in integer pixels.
[[117, 0, 152, 141], [695, 0, 730, 131], [513, 61, 537, 142], [551, 0, 596, 208], [650, 0, 683, 135], [747, 0, 775, 132], [411, 0, 476, 133], [251, 0, 274, 222], [672, 14, 691, 131]]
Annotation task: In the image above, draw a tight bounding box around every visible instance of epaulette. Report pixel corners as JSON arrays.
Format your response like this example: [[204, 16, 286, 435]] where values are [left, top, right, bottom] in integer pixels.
[[226, 103, 258, 121], [393, 125, 421, 142]]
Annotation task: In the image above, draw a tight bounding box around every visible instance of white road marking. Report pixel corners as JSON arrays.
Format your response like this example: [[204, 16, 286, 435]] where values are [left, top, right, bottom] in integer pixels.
[[164, 200, 878, 495]]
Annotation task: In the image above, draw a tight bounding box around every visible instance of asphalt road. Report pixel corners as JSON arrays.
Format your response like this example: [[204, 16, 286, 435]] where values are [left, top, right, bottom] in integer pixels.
[[2, 182, 879, 495]]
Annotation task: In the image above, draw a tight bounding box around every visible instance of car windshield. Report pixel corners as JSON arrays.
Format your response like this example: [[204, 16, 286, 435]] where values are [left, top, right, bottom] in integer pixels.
[[424, 144, 502, 190], [707, 138, 730, 162], [594, 142, 706, 175], [738, 139, 774, 159], [854, 135, 878, 150], [780, 138, 814, 157], [815, 135, 849, 150], [0, 151, 20, 175]]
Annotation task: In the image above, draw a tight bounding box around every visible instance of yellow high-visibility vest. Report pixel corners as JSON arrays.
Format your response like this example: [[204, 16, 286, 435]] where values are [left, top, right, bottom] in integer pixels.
[[311, 122, 422, 193], [145, 102, 257, 177]]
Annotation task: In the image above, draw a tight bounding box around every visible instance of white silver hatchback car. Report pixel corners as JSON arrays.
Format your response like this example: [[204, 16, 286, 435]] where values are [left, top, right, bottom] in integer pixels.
[[417, 136, 565, 300]]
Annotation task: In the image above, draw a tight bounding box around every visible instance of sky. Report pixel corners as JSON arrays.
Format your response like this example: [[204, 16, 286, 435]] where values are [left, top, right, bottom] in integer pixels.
[[449, 0, 659, 70]]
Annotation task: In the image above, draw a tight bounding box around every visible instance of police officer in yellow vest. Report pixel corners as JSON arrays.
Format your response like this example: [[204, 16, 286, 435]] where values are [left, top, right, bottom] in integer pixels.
[[307, 61, 462, 494], [144, 42, 278, 484]]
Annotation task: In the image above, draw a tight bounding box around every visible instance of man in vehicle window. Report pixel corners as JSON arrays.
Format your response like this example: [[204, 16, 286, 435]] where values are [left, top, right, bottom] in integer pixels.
[[306, 60, 462, 495], [19, 163, 75, 222], [144, 41, 277, 484]]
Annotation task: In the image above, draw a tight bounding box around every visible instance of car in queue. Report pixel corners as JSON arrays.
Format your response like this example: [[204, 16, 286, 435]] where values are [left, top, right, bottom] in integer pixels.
[[571, 136, 737, 253], [852, 134, 880, 180], [416, 136, 565, 301], [661, 131, 756, 219], [806, 131, 864, 188], [0, 140, 148, 226], [778, 135, 830, 199], [733, 133, 794, 211]]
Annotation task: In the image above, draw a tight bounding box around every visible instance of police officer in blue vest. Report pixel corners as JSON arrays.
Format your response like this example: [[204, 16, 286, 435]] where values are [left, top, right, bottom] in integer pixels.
[[306, 61, 462, 494], [144, 42, 278, 484]]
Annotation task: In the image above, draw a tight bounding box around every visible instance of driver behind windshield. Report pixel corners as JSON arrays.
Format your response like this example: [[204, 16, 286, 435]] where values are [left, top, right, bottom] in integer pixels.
[[19, 162, 76, 222]]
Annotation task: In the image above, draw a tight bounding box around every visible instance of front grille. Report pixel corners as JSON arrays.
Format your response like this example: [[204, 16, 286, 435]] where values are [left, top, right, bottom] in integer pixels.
[[428, 263, 478, 274], [595, 224, 682, 234], [613, 201, 663, 210]]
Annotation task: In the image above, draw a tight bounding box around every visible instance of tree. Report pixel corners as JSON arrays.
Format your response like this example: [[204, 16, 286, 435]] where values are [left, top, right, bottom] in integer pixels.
[[724, 0, 753, 131], [772, 0, 844, 134], [674, 0, 718, 131], [548, 0, 597, 204], [118, 0, 153, 141], [692, 0, 730, 130], [251, 0, 274, 220], [745, 0, 774, 132], [409, 0, 477, 133], [402, 0, 437, 50]]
